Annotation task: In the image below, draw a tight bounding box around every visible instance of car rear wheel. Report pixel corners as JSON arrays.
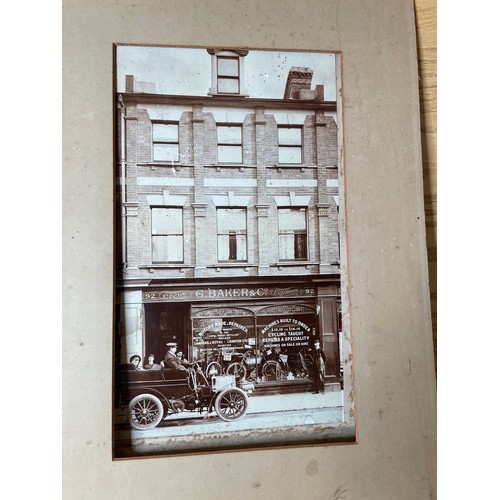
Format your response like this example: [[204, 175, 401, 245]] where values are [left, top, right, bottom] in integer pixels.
[[214, 387, 248, 421], [128, 394, 164, 430]]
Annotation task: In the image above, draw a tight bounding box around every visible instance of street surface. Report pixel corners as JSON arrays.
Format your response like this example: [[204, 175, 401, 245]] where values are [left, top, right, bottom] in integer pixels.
[[115, 405, 344, 439], [114, 391, 350, 457]]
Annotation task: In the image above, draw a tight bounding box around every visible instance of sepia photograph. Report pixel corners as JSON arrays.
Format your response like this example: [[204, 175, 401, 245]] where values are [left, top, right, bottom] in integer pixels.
[[112, 44, 355, 458]]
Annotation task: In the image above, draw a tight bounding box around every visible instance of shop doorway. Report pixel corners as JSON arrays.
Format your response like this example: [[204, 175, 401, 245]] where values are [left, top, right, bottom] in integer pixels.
[[144, 302, 191, 363]]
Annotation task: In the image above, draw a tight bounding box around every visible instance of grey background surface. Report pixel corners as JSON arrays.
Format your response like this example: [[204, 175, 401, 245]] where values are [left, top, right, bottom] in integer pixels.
[[62, 0, 436, 498]]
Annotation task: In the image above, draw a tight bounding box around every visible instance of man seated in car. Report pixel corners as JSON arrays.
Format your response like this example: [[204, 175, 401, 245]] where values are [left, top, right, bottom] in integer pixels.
[[163, 343, 191, 376]]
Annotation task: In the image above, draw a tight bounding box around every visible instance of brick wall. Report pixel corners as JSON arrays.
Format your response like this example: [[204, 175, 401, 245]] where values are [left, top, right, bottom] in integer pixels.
[[119, 101, 340, 280]]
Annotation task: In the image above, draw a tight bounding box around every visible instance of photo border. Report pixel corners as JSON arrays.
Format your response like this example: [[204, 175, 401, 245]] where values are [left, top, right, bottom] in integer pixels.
[[111, 43, 355, 459]]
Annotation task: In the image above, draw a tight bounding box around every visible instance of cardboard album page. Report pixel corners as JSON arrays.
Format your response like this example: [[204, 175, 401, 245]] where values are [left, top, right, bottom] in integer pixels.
[[62, 0, 436, 498]]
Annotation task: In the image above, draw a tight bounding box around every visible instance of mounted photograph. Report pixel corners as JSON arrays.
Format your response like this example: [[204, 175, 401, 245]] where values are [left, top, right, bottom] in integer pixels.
[[113, 44, 354, 458]]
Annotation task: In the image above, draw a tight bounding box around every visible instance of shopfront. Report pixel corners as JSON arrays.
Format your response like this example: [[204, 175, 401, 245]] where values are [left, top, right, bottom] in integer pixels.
[[139, 279, 342, 391]]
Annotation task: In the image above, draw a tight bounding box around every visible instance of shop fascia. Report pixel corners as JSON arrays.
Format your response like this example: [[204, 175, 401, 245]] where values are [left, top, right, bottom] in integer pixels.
[[143, 284, 318, 302]]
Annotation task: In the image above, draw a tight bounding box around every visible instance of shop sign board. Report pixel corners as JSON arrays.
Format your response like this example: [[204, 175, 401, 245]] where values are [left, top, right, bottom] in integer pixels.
[[143, 285, 317, 303]]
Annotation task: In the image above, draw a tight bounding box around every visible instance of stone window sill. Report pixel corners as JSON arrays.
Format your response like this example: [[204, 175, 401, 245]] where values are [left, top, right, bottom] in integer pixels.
[[137, 162, 194, 171], [205, 163, 251, 171], [271, 261, 319, 270], [207, 263, 258, 272], [272, 164, 312, 172], [139, 264, 195, 273]]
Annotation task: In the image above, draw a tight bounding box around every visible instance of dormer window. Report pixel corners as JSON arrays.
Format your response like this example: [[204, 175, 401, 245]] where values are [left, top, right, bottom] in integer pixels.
[[217, 57, 239, 94], [207, 49, 249, 97]]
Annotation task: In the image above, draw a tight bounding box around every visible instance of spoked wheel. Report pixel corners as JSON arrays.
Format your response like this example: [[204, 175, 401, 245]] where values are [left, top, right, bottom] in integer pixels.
[[262, 360, 282, 381], [206, 361, 223, 378], [227, 362, 247, 381], [128, 394, 164, 430], [214, 387, 248, 421]]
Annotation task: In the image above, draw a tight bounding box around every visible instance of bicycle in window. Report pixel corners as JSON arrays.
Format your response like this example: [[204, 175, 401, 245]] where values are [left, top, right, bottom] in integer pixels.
[[277, 347, 314, 380], [226, 347, 262, 382], [204, 347, 239, 378]]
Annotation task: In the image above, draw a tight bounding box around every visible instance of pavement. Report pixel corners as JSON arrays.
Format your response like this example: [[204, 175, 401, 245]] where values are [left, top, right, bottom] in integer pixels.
[[245, 386, 343, 414]]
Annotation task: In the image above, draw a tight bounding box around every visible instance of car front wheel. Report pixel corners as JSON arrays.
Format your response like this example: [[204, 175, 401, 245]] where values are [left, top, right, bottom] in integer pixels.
[[214, 387, 248, 421]]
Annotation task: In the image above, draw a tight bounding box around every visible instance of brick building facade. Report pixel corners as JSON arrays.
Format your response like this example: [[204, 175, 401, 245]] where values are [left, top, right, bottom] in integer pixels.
[[115, 49, 343, 391]]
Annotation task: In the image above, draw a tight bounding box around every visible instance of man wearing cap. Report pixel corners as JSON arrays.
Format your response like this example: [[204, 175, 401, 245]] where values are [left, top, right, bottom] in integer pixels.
[[311, 339, 327, 394], [164, 343, 188, 372]]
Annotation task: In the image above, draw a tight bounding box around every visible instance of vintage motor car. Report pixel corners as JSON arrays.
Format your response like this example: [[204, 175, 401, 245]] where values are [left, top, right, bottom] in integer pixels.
[[117, 361, 252, 430]]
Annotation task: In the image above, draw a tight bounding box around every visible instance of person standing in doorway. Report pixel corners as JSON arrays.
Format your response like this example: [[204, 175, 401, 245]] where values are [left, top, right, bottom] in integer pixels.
[[312, 339, 327, 394]]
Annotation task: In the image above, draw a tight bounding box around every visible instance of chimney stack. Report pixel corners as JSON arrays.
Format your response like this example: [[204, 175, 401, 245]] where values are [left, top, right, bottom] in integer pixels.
[[283, 67, 313, 99], [283, 67, 326, 101]]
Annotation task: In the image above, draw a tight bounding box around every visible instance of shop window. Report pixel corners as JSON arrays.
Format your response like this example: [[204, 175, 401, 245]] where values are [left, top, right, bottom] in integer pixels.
[[217, 56, 240, 94], [278, 208, 308, 260], [151, 208, 183, 263], [278, 126, 302, 164], [192, 310, 255, 374], [152, 122, 179, 162], [217, 124, 242, 163], [257, 309, 317, 380], [217, 208, 247, 262]]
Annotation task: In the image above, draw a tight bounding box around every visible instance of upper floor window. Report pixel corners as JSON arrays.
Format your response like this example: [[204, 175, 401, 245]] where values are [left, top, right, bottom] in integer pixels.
[[278, 208, 307, 260], [217, 208, 247, 262], [151, 208, 183, 263], [217, 56, 240, 94], [217, 124, 242, 163], [152, 122, 179, 162], [278, 126, 302, 164]]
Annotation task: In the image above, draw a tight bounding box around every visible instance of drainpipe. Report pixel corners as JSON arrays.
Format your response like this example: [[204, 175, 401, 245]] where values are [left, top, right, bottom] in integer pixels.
[[118, 94, 127, 269]]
